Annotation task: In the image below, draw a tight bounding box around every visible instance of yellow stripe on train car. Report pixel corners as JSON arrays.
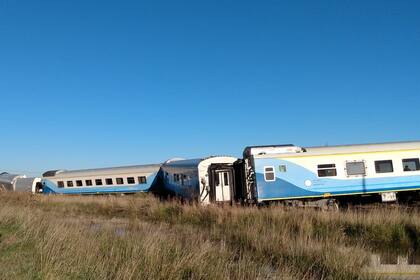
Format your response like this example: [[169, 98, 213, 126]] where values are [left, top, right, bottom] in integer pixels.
[[276, 148, 420, 160]]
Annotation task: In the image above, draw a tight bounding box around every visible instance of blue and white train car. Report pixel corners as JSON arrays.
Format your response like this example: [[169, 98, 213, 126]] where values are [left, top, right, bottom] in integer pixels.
[[242, 142, 420, 205], [40, 164, 162, 195], [157, 156, 239, 204]]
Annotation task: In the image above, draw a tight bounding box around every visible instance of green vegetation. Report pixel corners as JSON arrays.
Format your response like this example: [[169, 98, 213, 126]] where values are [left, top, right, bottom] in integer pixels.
[[0, 193, 419, 279]]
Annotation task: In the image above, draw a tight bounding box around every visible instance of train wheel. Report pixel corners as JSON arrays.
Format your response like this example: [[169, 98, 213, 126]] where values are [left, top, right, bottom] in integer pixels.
[[321, 199, 339, 212]]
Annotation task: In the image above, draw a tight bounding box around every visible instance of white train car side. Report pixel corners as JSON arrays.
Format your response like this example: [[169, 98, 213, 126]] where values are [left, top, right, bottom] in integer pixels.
[[157, 156, 238, 204]]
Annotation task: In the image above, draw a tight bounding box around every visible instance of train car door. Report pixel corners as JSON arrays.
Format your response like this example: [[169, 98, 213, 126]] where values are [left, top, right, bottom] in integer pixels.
[[215, 170, 231, 202], [209, 165, 234, 203]]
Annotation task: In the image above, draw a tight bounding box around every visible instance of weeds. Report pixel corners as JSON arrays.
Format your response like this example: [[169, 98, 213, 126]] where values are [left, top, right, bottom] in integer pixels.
[[0, 193, 416, 279]]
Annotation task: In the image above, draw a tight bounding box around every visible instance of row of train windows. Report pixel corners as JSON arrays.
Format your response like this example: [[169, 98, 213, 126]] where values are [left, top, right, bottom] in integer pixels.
[[317, 158, 420, 178], [263, 158, 420, 182], [56, 176, 147, 188], [166, 173, 191, 184]]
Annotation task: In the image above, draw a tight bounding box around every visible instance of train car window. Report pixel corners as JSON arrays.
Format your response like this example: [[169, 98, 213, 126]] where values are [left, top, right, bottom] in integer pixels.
[[403, 158, 420, 172], [67, 181, 74, 187], [279, 165, 287, 172], [317, 164, 337, 177], [76, 180, 83, 187], [57, 181, 64, 188], [116, 178, 124, 185], [127, 177, 135, 184], [105, 178, 113, 185], [138, 176, 147, 184], [346, 161, 366, 176], [174, 174, 180, 182], [85, 180, 93, 186], [95, 179, 103, 186], [223, 172, 229, 185], [375, 160, 394, 173], [264, 167, 276, 182]]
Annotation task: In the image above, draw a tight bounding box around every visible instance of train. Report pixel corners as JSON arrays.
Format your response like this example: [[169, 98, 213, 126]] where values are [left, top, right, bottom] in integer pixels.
[[2, 141, 420, 207]]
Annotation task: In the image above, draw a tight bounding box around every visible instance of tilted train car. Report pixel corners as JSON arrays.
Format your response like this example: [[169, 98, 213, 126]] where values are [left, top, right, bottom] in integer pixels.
[[0, 172, 42, 192], [156, 156, 239, 204], [40, 164, 162, 194], [241, 141, 420, 206]]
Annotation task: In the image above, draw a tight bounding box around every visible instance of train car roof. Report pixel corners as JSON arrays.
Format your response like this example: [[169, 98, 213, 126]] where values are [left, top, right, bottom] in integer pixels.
[[42, 164, 162, 178], [305, 141, 420, 154], [246, 141, 420, 158], [163, 156, 237, 168]]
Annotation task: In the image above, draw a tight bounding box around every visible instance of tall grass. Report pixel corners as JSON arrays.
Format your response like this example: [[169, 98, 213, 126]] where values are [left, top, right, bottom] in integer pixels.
[[0, 193, 418, 279]]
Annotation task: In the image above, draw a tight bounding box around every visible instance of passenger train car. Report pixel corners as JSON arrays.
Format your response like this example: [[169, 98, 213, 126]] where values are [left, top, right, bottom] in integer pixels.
[[157, 156, 239, 204], [241, 142, 420, 205], [40, 164, 162, 195], [0, 172, 42, 193]]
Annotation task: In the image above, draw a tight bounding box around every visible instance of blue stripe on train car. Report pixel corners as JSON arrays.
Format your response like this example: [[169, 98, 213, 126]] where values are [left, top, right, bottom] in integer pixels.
[[254, 159, 420, 201], [41, 173, 158, 195]]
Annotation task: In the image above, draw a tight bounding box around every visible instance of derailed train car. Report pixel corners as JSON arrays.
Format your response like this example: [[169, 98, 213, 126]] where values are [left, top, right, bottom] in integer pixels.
[[156, 156, 239, 204], [240, 141, 420, 206], [0, 172, 42, 193], [40, 164, 162, 194]]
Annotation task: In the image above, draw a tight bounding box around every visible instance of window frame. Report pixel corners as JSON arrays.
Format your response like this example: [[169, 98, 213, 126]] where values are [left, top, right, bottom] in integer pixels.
[[279, 165, 287, 173], [85, 180, 93, 186], [57, 181, 64, 188], [374, 160, 394, 174], [95, 179, 103, 186], [345, 161, 367, 177], [402, 158, 420, 172], [67, 181, 74, 187], [127, 177, 135, 184], [76, 180, 83, 187], [317, 164, 338, 178], [223, 172, 229, 185], [116, 178, 124, 185], [138, 176, 147, 184], [264, 166, 276, 182], [105, 178, 113, 185]]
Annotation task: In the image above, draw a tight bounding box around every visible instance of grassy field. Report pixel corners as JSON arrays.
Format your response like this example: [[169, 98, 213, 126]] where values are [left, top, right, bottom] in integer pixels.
[[0, 193, 419, 279]]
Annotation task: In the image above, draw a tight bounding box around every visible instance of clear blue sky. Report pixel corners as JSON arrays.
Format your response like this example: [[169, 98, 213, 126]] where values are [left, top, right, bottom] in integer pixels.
[[1, 0, 419, 175]]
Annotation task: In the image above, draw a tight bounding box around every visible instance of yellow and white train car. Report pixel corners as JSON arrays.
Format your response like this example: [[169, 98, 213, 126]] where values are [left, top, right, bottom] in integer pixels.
[[242, 141, 420, 205]]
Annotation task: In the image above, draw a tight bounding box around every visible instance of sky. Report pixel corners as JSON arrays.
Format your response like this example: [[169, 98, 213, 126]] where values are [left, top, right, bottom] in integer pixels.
[[0, 0, 419, 176]]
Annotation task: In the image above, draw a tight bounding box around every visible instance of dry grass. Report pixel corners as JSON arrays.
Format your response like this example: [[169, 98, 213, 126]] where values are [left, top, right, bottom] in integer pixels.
[[0, 193, 418, 279]]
